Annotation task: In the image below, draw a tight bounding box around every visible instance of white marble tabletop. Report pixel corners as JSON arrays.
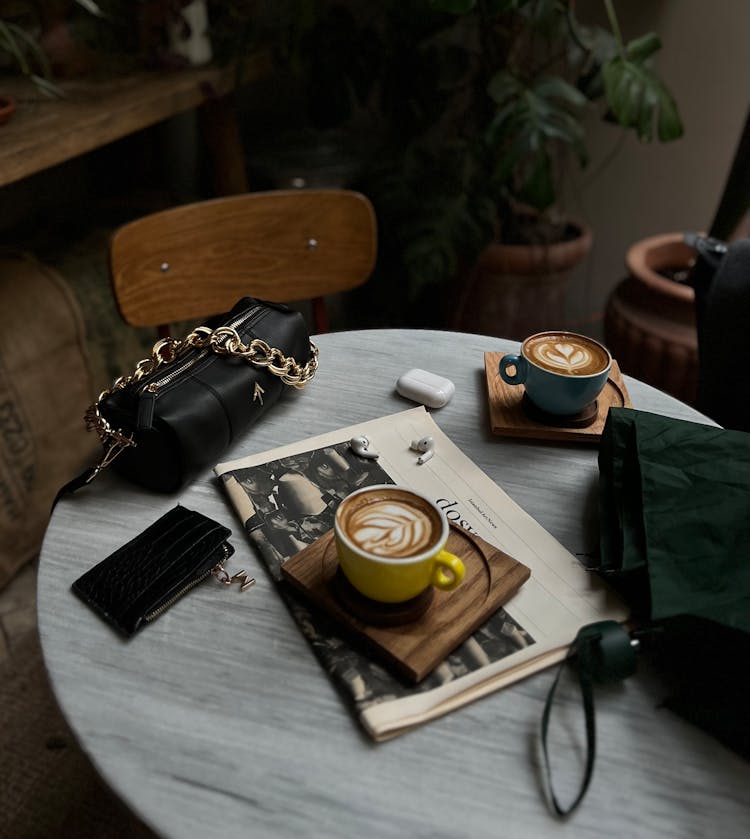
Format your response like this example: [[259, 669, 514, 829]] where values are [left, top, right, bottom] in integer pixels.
[[38, 329, 750, 839]]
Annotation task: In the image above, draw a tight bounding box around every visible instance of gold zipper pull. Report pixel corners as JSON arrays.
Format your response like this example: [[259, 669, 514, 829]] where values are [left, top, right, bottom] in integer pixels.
[[211, 564, 256, 592]]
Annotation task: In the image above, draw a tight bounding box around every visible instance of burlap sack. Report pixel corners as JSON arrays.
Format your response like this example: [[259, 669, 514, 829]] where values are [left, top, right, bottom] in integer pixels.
[[0, 252, 98, 591]]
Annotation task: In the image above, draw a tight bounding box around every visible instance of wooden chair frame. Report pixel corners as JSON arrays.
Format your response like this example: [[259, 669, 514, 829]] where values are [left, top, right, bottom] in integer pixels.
[[109, 189, 377, 334]]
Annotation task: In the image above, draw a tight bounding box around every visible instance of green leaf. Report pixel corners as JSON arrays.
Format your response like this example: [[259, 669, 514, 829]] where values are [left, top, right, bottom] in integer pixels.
[[74, 0, 104, 15], [485, 100, 524, 144], [491, 134, 527, 185], [76, 0, 104, 17], [0, 19, 53, 79], [602, 55, 683, 142], [624, 32, 661, 63], [533, 76, 587, 110], [0, 21, 31, 75], [487, 70, 523, 105], [518, 152, 555, 211], [29, 74, 65, 99], [656, 87, 683, 141], [541, 111, 588, 164]]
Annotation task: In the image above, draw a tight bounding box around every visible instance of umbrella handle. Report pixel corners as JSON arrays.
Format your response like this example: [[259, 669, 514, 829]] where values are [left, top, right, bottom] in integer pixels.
[[540, 621, 637, 816]]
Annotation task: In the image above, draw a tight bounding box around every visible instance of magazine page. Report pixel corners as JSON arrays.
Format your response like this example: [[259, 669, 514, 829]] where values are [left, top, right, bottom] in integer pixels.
[[215, 407, 627, 740]]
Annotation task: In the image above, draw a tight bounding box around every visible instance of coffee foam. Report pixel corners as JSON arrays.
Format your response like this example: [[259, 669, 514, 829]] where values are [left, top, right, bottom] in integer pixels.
[[524, 333, 609, 376], [339, 489, 441, 559]]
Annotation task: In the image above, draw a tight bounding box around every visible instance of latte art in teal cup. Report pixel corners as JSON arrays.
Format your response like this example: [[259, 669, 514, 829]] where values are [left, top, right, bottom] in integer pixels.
[[498, 331, 612, 416]]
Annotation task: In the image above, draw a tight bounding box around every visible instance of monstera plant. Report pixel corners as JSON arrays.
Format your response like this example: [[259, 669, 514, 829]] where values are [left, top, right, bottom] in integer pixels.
[[359, 0, 684, 331]]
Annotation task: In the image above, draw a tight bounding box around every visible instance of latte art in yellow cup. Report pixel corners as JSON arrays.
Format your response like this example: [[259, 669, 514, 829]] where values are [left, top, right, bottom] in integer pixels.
[[334, 485, 465, 603], [343, 495, 440, 558]]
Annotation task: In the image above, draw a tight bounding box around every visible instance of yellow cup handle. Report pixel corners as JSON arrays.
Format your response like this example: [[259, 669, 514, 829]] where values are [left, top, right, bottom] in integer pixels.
[[431, 550, 465, 591]]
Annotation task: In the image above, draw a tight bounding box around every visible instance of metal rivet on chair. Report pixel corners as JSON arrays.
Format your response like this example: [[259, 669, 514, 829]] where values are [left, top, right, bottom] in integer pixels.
[[307, 238, 318, 251], [160, 262, 170, 272]]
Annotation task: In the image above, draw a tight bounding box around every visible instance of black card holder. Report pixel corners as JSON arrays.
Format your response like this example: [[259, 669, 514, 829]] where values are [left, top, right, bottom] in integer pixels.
[[72, 505, 234, 636]]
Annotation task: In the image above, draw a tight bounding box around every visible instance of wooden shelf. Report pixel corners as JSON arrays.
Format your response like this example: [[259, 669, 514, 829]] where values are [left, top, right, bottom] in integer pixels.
[[0, 58, 267, 189]]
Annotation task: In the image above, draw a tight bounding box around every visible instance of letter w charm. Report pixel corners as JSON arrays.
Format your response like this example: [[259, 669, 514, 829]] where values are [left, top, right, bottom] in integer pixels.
[[230, 570, 256, 592], [253, 382, 265, 405], [212, 567, 256, 592]]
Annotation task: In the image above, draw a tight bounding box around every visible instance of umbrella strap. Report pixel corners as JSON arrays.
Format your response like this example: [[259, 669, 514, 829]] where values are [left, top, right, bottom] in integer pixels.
[[541, 621, 637, 816], [541, 643, 596, 816]]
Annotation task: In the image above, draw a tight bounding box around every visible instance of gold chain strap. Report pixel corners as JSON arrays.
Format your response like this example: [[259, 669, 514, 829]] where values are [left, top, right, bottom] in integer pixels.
[[84, 326, 318, 471], [184, 325, 319, 386]]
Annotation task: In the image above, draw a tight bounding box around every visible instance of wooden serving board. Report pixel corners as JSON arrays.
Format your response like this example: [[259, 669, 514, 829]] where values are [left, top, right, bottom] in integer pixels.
[[281, 524, 530, 684], [484, 352, 632, 442]]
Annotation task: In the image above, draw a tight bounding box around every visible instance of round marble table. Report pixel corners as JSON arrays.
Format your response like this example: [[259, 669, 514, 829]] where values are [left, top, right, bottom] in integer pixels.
[[38, 330, 750, 839]]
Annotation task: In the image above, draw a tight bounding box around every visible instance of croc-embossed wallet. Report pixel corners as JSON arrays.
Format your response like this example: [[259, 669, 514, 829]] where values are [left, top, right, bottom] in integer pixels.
[[72, 505, 233, 636]]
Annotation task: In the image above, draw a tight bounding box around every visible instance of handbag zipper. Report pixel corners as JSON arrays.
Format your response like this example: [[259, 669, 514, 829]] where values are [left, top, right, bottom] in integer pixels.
[[143, 542, 234, 623], [142, 350, 208, 393], [139, 304, 263, 393], [136, 304, 264, 429]]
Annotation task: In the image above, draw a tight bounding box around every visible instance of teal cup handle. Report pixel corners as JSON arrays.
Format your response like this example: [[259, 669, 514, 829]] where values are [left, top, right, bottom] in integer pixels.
[[499, 354, 528, 385]]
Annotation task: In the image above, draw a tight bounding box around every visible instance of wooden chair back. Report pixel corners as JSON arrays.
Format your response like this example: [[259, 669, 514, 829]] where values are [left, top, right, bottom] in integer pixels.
[[109, 189, 377, 334]]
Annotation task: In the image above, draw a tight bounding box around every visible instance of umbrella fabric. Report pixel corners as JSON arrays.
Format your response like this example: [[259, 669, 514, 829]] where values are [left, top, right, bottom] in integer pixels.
[[597, 407, 750, 758], [598, 407, 750, 631]]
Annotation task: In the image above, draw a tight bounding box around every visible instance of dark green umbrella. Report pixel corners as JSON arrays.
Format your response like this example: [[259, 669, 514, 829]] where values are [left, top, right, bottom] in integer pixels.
[[541, 408, 749, 816], [597, 407, 750, 756]]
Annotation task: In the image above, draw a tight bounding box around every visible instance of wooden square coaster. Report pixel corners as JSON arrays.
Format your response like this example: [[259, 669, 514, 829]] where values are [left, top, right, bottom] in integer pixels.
[[280, 525, 530, 684], [484, 352, 632, 442]]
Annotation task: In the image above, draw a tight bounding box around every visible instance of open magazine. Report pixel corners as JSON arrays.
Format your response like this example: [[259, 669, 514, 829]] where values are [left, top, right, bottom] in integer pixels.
[[215, 407, 627, 741]]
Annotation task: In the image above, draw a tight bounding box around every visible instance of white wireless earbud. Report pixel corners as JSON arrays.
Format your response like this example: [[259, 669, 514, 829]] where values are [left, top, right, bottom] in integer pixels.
[[410, 436, 435, 465], [348, 435, 380, 460]]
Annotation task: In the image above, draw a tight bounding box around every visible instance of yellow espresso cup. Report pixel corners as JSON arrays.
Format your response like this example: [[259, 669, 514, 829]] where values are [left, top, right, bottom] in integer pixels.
[[334, 485, 465, 603]]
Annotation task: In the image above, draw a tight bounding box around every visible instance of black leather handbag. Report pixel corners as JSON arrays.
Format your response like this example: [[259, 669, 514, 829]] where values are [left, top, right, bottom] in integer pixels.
[[79, 298, 318, 493]]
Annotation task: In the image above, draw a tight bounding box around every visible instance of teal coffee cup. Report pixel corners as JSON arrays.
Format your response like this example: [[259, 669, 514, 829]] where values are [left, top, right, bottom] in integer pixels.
[[498, 331, 612, 416]]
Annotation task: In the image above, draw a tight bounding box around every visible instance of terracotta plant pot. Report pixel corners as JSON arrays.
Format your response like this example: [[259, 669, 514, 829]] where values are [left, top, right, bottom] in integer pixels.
[[0, 94, 17, 126], [604, 233, 698, 404], [452, 219, 593, 341]]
